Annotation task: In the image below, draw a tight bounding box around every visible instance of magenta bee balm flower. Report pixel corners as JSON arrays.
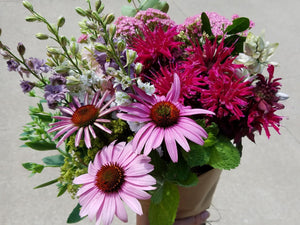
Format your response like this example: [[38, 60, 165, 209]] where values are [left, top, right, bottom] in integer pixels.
[[48, 91, 118, 148], [73, 141, 156, 225], [117, 74, 214, 162]]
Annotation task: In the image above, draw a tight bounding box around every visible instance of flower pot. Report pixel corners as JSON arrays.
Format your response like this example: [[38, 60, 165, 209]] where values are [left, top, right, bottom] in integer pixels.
[[136, 168, 222, 225]]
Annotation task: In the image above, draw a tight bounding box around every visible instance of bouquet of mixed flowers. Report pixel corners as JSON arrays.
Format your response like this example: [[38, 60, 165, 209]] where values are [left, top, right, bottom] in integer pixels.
[[0, 0, 288, 224]]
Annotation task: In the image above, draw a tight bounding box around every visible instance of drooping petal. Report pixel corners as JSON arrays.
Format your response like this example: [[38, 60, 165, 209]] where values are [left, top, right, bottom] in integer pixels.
[[119, 191, 143, 215], [164, 128, 178, 162]]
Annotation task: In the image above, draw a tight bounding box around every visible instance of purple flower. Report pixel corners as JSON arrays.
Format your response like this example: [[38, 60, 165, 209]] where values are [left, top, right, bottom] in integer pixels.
[[20, 80, 35, 93], [44, 85, 69, 109], [49, 73, 67, 85], [7, 59, 20, 72], [27, 57, 50, 74]]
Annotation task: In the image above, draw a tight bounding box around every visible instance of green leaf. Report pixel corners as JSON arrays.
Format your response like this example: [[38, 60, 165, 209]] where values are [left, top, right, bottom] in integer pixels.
[[165, 154, 197, 187], [25, 141, 57, 151], [121, 5, 137, 17], [42, 154, 65, 167], [225, 17, 250, 35], [201, 12, 213, 36], [224, 35, 246, 55], [67, 203, 86, 223], [208, 136, 241, 170], [22, 162, 44, 175], [149, 182, 179, 225], [57, 183, 68, 197], [32, 113, 53, 122], [140, 0, 160, 10], [152, 1, 169, 13], [34, 178, 59, 189], [182, 142, 210, 168], [150, 184, 164, 204]]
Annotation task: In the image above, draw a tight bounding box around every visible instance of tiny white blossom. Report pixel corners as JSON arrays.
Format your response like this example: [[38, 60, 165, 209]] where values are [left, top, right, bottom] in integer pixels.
[[137, 78, 155, 95], [115, 91, 132, 106]]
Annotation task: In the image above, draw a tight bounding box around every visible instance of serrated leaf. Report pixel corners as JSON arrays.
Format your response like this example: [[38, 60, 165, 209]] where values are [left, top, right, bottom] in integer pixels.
[[32, 113, 53, 122], [201, 12, 213, 36], [208, 136, 241, 170], [149, 182, 179, 225], [182, 142, 210, 168], [22, 162, 44, 174], [42, 154, 65, 167], [67, 203, 86, 223], [225, 17, 250, 35], [25, 141, 57, 151]]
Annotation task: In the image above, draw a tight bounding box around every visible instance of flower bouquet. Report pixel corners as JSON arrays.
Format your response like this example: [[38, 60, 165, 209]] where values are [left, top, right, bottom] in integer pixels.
[[0, 0, 288, 225]]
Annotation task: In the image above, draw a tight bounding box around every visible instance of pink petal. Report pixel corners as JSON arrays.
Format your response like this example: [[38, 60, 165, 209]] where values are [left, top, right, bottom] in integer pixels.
[[59, 107, 74, 116], [126, 175, 156, 187], [84, 127, 91, 148], [88, 192, 104, 221], [143, 127, 164, 155], [96, 90, 109, 108], [94, 122, 112, 134], [75, 127, 83, 147], [134, 123, 156, 154], [178, 117, 208, 138], [117, 113, 151, 123], [73, 174, 94, 185], [73, 96, 81, 108], [56, 126, 78, 147], [121, 182, 151, 200], [101, 195, 116, 225], [177, 123, 205, 146], [77, 183, 95, 196], [88, 125, 97, 139], [166, 73, 180, 102], [84, 92, 89, 105], [114, 194, 128, 222], [133, 85, 156, 105], [124, 159, 154, 176], [119, 191, 143, 215], [164, 128, 178, 162], [91, 91, 100, 105], [171, 126, 190, 152]]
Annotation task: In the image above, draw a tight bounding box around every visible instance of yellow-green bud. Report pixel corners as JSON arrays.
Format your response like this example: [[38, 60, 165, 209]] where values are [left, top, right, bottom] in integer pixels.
[[17, 43, 26, 56], [57, 16, 66, 28], [135, 63, 143, 75], [109, 24, 116, 37], [60, 36, 68, 47], [126, 49, 137, 66], [94, 43, 107, 52], [47, 46, 61, 55], [95, 0, 102, 12], [104, 13, 115, 25], [92, 11, 101, 22], [117, 39, 126, 52], [35, 33, 49, 40], [25, 16, 38, 22], [70, 42, 79, 55], [97, 4, 105, 14], [85, 21, 97, 30], [55, 65, 70, 73], [47, 24, 57, 34], [75, 7, 87, 17], [23, 1, 34, 12]]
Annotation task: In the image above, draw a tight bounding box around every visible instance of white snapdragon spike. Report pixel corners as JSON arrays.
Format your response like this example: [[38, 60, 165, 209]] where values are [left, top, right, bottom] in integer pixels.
[[113, 71, 132, 90], [137, 78, 155, 95], [115, 91, 132, 106], [235, 32, 279, 74]]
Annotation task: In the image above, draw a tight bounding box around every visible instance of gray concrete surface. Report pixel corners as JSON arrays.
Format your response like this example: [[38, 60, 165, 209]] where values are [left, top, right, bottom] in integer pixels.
[[0, 0, 299, 224]]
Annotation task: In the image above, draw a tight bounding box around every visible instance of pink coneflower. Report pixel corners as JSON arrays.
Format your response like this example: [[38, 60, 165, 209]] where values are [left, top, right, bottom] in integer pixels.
[[48, 91, 117, 148], [73, 141, 156, 225], [117, 74, 214, 162]]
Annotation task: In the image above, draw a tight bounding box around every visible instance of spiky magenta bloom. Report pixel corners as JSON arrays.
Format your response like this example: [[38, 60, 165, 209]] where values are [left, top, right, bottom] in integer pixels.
[[199, 66, 253, 119], [74, 141, 156, 225], [247, 65, 284, 138], [117, 74, 214, 162], [48, 91, 118, 148], [129, 26, 183, 70], [151, 64, 202, 101], [184, 38, 242, 77]]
